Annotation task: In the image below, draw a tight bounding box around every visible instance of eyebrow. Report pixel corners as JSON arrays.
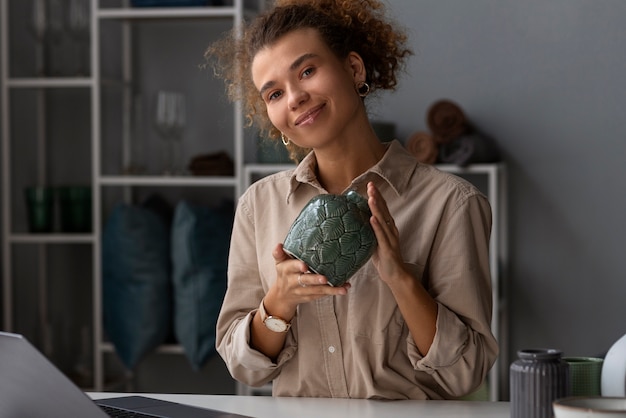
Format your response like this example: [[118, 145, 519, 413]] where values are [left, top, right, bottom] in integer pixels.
[[258, 53, 318, 96]]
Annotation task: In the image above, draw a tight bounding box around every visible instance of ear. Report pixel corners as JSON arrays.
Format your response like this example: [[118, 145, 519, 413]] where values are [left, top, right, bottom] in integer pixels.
[[345, 51, 367, 84]]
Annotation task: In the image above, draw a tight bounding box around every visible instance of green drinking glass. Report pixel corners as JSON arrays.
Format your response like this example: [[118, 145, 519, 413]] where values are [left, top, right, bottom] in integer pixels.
[[24, 186, 55, 233], [58, 186, 92, 233]]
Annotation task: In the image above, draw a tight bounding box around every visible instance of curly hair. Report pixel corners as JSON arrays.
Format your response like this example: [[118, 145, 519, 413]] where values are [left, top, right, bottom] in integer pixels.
[[205, 0, 412, 160]]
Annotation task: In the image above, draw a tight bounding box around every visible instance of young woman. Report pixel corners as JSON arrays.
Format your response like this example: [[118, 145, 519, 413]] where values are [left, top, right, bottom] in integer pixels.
[[206, 0, 498, 399]]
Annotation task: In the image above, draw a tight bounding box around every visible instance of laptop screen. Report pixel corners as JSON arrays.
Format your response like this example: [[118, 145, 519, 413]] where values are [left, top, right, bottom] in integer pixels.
[[0, 331, 109, 417], [0, 332, 252, 418]]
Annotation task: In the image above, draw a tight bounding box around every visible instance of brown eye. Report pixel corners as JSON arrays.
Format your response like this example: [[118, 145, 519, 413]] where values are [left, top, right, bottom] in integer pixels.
[[268, 90, 282, 101]]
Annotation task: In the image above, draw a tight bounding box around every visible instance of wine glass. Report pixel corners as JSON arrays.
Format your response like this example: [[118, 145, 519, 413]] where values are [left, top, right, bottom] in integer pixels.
[[30, 0, 65, 76], [46, 0, 65, 76], [31, 0, 47, 76], [67, 0, 90, 76], [155, 91, 186, 175]]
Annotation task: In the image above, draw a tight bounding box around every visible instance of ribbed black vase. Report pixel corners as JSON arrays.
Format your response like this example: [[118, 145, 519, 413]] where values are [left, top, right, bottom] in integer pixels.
[[510, 349, 570, 418]]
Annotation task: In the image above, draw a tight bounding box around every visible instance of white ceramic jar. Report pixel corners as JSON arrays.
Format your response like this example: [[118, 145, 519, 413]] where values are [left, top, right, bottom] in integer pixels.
[[602, 333, 626, 396]]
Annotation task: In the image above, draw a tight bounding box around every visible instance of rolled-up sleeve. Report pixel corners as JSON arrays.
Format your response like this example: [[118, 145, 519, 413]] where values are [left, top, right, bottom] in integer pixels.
[[215, 192, 297, 387], [408, 193, 499, 397]]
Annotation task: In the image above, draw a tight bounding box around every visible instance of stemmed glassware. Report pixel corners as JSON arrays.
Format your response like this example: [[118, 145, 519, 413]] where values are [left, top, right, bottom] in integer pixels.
[[46, 0, 65, 76], [67, 0, 90, 76], [31, 0, 47, 76], [155, 91, 186, 175], [30, 0, 63, 76]]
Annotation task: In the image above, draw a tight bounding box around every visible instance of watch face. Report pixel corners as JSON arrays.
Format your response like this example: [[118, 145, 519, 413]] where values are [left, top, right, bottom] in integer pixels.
[[264, 317, 288, 332]]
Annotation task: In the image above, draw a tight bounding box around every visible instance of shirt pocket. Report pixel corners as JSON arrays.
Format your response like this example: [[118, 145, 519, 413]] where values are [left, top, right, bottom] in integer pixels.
[[346, 262, 425, 345]]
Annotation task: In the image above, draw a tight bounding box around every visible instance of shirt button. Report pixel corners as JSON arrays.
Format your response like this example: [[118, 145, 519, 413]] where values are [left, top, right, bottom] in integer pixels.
[[328, 346, 336, 353]]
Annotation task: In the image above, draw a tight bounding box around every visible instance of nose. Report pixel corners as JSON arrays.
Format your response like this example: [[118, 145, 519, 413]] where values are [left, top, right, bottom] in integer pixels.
[[287, 87, 308, 110]]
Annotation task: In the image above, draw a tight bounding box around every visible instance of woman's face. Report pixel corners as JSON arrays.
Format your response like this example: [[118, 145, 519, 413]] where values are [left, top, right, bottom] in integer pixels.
[[251, 27, 365, 150]]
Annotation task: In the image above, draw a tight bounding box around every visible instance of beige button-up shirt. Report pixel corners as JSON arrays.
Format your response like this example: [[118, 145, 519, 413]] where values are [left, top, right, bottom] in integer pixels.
[[216, 140, 498, 399]]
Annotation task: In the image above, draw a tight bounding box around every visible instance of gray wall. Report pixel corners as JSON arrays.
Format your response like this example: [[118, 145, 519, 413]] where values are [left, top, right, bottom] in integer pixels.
[[372, 0, 626, 373]]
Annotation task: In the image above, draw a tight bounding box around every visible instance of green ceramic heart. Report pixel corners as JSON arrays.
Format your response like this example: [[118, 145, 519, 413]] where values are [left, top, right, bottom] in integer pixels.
[[283, 190, 377, 286]]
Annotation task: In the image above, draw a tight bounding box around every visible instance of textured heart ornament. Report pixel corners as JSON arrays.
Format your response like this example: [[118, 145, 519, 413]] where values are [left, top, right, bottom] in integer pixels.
[[283, 190, 377, 286]]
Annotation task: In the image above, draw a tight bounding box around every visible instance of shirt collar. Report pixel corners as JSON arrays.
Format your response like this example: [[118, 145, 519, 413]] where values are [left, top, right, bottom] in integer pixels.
[[286, 140, 419, 203]]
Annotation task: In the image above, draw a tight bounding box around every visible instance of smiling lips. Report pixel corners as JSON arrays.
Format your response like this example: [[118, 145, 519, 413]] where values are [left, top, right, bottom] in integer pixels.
[[294, 104, 325, 126]]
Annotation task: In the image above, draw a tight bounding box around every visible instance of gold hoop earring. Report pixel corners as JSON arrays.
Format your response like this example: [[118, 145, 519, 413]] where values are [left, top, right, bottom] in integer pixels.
[[281, 133, 290, 146], [357, 81, 370, 98]]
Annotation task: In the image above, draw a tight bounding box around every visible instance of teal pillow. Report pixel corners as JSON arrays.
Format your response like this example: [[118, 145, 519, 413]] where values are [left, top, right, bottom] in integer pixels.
[[171, 200, 233, 370], [102, 203, 172, 370]]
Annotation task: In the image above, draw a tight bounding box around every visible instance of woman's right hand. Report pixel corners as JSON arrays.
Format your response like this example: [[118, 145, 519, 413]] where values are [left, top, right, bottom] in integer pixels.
[[250, 243, 350, 360], [263, 243, 351, 322]]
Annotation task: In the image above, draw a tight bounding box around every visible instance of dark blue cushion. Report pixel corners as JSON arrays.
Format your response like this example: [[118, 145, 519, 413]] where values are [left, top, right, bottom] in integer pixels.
[[102, 203, 172, 370], [171, 200, 233, 370]]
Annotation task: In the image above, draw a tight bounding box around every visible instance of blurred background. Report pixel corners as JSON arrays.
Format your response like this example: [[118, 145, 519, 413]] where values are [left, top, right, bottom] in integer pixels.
[[1, 0, 625, 401]]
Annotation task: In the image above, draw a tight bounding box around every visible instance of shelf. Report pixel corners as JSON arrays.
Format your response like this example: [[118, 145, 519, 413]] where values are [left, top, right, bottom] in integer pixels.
[[245, 162, 504, 175], [434, 163, 504, 175], [98, 175, 237, 187], [5, 77, 94, 89], [8, 234, 96, 244], [100, 342, 185, 355], [97, 6, 239, 20], [244, 163, 294, 177], [245, 163, 295, 172]]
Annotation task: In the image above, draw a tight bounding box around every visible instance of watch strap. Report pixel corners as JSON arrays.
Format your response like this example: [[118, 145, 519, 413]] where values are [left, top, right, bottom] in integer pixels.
[[259, 299, 291, 332]]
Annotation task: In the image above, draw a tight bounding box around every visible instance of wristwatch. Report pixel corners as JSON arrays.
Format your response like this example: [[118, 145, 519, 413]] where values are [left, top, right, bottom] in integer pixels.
[[258, 299, 291, 333]]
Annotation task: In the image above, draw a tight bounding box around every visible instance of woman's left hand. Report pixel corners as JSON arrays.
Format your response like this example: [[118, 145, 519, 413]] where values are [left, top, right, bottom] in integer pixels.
[[367, 182, 438, 356], [367, 181, 407, 285]]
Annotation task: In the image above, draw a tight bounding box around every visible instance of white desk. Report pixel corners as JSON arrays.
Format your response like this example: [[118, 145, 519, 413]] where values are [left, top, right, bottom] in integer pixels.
[[89, 393, 510, 418]]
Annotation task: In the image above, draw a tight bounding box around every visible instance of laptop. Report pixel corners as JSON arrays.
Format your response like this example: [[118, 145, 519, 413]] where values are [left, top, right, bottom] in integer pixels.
[[0, 331, 252, 417]]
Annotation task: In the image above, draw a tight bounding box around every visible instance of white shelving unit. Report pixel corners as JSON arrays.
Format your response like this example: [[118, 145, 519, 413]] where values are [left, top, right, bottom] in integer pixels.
[[1, 0, 255, 393], [91, 0, 252, 392], [242, 162, 508, 401]]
